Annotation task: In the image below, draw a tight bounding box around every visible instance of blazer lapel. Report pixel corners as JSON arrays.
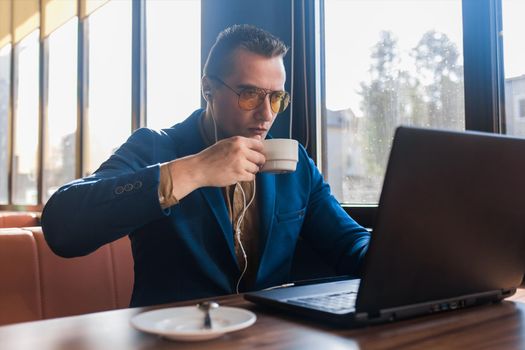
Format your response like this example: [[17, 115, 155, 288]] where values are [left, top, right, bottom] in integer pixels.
[[199, 187, 238, 266], [256, 172, 276, 280]]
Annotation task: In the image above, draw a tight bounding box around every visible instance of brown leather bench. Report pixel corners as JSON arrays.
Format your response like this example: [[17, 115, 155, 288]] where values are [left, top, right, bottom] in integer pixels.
[[0, 227, 133, 326], [0, 212, 39, 228]]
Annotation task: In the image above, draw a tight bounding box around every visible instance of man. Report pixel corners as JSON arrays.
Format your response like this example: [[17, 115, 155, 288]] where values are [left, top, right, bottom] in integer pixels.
[[42, 24, 370, 307]]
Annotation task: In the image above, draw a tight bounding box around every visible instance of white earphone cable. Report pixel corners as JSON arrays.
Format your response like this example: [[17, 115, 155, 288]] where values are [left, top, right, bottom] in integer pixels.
[[208, 93, 219, 144], [235, 178, 256, 294]]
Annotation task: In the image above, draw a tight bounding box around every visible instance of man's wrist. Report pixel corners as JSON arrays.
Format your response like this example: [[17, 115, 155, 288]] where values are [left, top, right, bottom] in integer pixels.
[[158, 163, 179, 209], [158, 156, 204, 209], [182, 154, 206, 189]]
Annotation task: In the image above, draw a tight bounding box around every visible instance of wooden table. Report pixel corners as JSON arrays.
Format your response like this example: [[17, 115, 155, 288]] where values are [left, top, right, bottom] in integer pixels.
[[2, 289, 525, 349]]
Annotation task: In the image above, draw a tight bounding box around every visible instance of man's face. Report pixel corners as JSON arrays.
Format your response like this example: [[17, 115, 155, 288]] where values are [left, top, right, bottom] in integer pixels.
[[207, 48, 286, 140]]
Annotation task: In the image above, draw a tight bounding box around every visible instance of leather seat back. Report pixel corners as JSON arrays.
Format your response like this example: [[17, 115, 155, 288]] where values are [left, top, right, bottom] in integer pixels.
[[0, 227, 133, 325], [0, 228, 42, 325], [0, 212, 39, 228]]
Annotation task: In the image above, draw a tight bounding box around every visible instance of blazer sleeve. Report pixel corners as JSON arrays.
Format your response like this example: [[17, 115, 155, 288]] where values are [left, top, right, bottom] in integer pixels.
[[41, 128, 170, 257], [299, 148, 371, 277]]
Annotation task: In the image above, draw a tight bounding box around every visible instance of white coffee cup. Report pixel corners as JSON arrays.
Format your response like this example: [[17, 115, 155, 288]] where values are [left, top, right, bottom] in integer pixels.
[[260, 139, 299, 173]]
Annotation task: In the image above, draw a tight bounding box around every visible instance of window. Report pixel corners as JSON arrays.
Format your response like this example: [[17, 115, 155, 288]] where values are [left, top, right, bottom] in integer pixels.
[[502, 0, 525, 135], [146, 0, 201, 130], [323, 0, 465, 204], [0, 44, 10, 204], [84, 1, 132, 176], [12, 30, 40, 205], [1, 0, 204, 207], [43, 17, 78, 202]]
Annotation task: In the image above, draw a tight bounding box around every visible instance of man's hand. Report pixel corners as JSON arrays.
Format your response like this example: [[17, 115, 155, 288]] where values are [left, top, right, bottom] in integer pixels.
[[193, 136, 265, 187], [162, 136, 265, 204]]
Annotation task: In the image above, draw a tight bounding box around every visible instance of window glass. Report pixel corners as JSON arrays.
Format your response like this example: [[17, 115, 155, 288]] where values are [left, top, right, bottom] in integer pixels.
[[43, 17, 78, 202], [502, 0, 525, 136], [0, 44, 11, 204], [85, 1, 131, 176], [323, 0, 464, 204], [146, 0, 201, 130], [13, 30, 40, 204]]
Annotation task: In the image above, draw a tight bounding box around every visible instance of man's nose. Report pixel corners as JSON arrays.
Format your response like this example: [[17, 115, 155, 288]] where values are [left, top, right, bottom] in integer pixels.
[[255, 95, 274, 121]]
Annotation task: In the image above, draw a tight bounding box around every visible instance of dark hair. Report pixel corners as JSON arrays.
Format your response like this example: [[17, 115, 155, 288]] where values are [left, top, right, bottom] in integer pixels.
[[203, 24, 288, 78]]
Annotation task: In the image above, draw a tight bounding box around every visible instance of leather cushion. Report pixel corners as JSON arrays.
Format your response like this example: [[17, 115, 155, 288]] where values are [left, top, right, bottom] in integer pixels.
[[0, 228, 42, 325]]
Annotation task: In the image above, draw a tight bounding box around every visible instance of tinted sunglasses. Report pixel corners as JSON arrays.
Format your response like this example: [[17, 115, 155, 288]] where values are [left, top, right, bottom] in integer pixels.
[[209, 76, 290, 114]]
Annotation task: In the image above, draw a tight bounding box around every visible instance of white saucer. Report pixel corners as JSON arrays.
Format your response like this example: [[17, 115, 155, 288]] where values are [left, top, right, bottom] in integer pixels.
[[130, 306, 256, 341]]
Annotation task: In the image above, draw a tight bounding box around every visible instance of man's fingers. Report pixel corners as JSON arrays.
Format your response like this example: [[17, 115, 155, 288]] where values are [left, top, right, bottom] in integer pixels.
[[244, 137, 264, 152], [200, 136, 266, 187], [240, 172, 256, 182], [245, 149, 266, 167], [245, 161, 260, 175]]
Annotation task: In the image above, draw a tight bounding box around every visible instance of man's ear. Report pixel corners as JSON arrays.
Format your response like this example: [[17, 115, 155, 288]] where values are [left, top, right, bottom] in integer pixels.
[[201, 76, 212, 102]]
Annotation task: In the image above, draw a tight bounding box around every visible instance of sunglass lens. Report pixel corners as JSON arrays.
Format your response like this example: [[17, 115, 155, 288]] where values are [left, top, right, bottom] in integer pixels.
[[271, 92, 290, 113], [239, 90, 263, 110]]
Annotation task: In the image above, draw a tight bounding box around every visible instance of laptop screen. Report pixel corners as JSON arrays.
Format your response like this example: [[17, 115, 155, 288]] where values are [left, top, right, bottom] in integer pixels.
[[356, 126, 525, 311]]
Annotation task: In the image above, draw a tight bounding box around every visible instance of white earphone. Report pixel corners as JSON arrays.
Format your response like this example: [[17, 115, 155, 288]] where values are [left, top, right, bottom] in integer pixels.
[[204, 91, 212, 100]]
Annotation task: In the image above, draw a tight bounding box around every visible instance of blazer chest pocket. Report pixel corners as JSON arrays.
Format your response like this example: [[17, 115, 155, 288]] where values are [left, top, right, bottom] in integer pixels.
[[276, 207, 306, 224]]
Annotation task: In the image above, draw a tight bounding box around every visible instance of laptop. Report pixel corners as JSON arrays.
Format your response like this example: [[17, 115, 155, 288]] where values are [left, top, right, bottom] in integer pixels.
[[245, 126, 525, 326]]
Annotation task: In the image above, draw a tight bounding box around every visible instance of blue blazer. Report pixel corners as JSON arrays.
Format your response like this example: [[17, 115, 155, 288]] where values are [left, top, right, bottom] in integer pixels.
[[42, 109, 370, 307]]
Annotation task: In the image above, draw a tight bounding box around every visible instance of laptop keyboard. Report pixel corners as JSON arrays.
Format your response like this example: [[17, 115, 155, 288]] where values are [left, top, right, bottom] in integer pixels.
[[286, 291, 357, 314]]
